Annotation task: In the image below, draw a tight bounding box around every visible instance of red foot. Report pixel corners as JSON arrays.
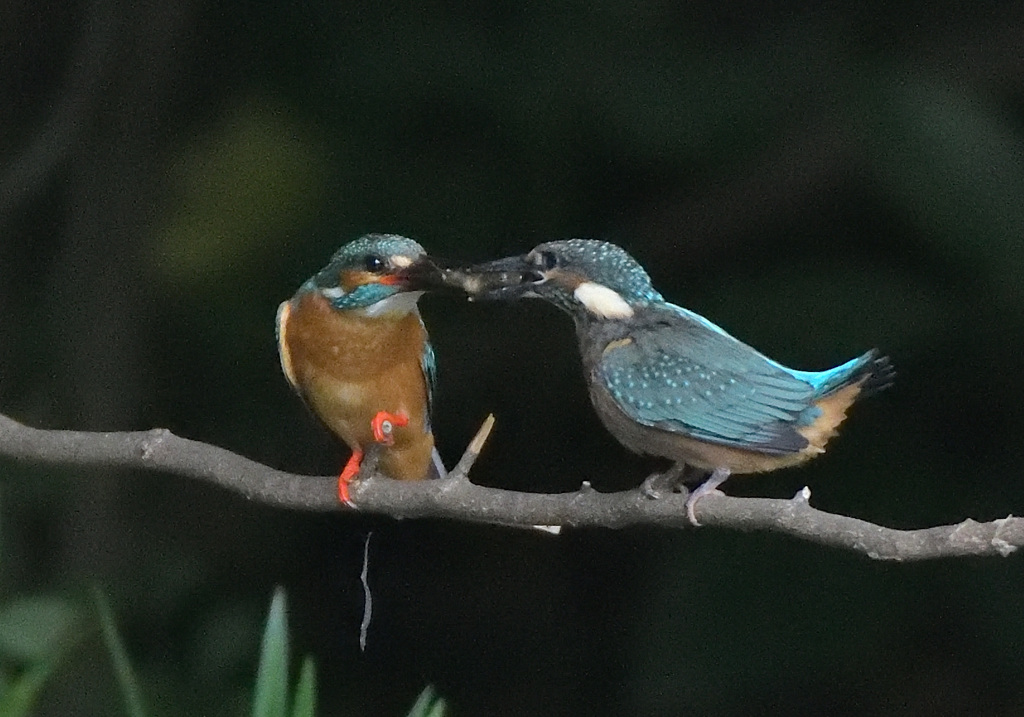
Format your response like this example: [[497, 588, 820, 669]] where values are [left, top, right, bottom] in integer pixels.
[[338, 449, 363, 507], [371, 411, 409, 445]]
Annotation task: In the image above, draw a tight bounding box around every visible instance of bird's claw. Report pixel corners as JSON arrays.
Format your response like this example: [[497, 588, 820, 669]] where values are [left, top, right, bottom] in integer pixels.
[[340, 414, 409, 506], [684, 467, 732, 526], [641, 464, 687, 500], [641, 473, 670, 499], [338, 450, 363, 507], [371, 411, 409, 445]]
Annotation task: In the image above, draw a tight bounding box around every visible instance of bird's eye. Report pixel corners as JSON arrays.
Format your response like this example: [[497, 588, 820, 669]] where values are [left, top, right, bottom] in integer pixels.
[[533, 250, 558, 271], [363, 255, 385, 273]]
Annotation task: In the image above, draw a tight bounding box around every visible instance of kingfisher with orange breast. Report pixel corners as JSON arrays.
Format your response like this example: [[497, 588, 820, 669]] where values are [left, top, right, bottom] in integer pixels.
[[276, 234, 446, 506]]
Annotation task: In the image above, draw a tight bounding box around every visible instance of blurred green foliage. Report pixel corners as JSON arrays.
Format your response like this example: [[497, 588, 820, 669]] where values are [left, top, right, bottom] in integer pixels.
[[405, 686, 446, 717], [0, 594, 81, 717], [0, 582, 446, 716], [93, 586, 149, 717], [155, 98, 329, 283], [252, 587, 315, 717]]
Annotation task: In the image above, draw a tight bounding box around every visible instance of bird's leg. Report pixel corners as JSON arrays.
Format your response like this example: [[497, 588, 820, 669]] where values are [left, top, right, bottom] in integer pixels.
[[641, 463, 687, 499], [338, 449, 363, 507], [685, 466, 731, 526], [371, 411, 409, 445], [338, 413, 409, 507]]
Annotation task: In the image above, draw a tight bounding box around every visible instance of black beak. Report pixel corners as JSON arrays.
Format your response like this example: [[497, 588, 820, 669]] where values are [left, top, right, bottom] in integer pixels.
[[438, 254, 543, 301], [395, 255, 468, 292]]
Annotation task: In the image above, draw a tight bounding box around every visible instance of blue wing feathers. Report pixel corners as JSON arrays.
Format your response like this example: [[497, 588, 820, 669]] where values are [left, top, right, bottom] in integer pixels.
[[598, 304, 816, 452], [597, 303, 891, 454]]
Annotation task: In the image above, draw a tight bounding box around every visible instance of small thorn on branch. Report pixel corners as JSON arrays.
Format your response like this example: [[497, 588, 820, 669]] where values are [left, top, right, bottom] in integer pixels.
[[792, 486, 812, 504], [449, 414, 495, 481]]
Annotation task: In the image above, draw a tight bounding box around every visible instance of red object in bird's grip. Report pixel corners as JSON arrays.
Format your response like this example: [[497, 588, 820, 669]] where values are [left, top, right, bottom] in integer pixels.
[[371, 411, 409, 445], [338, 449, 363, 507]]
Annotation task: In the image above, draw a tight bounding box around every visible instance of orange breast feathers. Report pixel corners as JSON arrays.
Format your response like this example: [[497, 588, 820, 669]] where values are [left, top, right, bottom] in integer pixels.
[[277, 291, 434, 480]]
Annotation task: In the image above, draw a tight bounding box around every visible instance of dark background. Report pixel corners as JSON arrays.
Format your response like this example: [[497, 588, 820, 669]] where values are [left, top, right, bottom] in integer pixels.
[[3, 1, 1024, 714]]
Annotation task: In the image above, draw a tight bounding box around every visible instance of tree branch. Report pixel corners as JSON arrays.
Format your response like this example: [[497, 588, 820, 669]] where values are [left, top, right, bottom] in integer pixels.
[[0, 412, 1018, 561]]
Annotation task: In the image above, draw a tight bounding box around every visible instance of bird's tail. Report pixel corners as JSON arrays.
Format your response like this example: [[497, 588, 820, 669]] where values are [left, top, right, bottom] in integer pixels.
[[813, 349, 895, 398]]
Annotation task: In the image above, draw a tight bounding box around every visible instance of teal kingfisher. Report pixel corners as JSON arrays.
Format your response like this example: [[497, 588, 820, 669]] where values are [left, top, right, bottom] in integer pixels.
[[452, 239, 894, 524], [276, 234, 446, 506]]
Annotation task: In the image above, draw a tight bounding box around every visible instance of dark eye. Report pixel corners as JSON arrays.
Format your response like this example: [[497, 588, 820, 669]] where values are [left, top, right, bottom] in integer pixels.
[[363, 255, 385, 272], [533, 250, 558, 270]]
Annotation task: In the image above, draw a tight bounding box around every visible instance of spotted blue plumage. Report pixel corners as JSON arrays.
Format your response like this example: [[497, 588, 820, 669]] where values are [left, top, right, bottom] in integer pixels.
[[457, 237, 893, 523], [471, 238, 892, 456], [448, 236, 900, 525], [596, 303, 841, 453], [535, 238, 664, 304]]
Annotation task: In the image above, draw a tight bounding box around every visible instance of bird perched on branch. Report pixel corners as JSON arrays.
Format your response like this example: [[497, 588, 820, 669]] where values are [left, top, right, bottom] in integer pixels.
[[276, 234, 446, 505], [451, 239, 894, 524]]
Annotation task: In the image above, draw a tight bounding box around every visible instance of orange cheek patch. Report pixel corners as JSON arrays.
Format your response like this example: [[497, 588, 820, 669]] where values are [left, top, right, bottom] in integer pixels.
[[339, 270, 361, 292], [339, 270, 399, 291], [339, 270, 374, 292], [552, 271, 585, 290]]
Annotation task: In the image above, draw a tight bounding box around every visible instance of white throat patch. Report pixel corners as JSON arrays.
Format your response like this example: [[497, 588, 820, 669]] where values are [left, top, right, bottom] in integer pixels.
[[573, 281, 634, 319], [358, 290, 424, 318]]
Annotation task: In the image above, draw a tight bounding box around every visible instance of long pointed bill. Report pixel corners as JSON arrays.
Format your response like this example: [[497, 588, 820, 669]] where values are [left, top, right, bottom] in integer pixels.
[[436, 254, 541, 301], [393, 255, 464, 292]]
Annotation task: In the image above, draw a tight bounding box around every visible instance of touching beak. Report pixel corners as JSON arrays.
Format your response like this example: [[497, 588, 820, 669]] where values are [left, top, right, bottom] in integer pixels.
[[394, 255, 464, 292], [437, 254, 542, 301], [395, 254, 542, 299]]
